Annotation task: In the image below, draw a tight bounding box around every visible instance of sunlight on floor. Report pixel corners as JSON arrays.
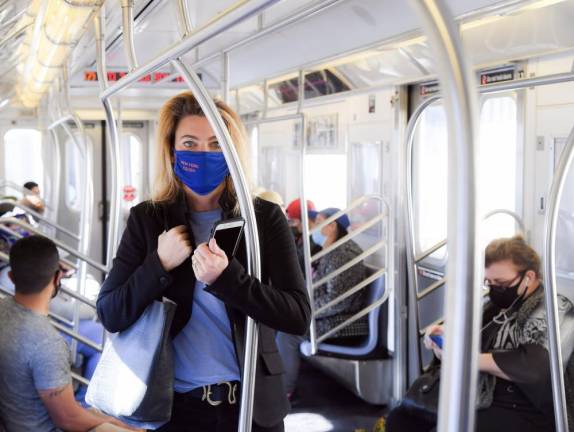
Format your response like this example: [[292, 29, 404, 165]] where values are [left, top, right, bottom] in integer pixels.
[[285, 412, 334, 432]]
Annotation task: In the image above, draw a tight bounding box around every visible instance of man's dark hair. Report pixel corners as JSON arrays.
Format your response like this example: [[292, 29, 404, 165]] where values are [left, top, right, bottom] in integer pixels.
[[9, 236, 59, 295], [23, 181, 39, 191]]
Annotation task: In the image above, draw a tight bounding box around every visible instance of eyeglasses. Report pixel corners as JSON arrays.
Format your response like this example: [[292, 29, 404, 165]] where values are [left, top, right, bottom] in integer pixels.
[[483, 271, 525, 290]]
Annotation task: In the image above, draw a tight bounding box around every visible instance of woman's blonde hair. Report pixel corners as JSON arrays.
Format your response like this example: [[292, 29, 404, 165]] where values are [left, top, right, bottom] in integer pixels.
[[152, 91, 251, 214], [485, 235, 541, 279]]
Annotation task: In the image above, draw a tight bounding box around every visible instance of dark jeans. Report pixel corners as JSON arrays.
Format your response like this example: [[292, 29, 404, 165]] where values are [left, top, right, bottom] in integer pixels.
[[386, 404, 555, 432], [156, 392, 284, 432]]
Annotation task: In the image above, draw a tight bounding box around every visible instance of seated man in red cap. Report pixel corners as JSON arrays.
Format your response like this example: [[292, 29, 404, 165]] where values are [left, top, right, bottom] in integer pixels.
[[285, 199, 321, 275]]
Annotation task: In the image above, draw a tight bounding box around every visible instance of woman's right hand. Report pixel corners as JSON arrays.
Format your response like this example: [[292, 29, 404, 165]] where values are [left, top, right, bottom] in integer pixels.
[[157, 225, 192, 272], [423, 324, 444, 360]]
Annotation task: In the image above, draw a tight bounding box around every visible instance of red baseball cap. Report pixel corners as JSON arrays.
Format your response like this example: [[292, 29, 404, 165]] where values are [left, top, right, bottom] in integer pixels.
[[286, 199, 317, 220]]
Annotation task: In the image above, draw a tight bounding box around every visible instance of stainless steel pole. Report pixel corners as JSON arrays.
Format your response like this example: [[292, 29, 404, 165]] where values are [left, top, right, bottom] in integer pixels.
[[100, 0, 280, 100], [120, 0, 138, 71], [101, 98, 122, 265], [542, 125, 574, 432], [406, 2, 480, 432], [177, 0, 194, 37], [223, 52, 230, 103], [172, 59, 262, 432], [94, 6, 109, 89]]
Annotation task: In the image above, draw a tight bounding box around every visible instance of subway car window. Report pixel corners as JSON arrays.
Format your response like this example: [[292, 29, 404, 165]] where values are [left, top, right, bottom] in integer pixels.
[[413, 102, 448, 260], [479, 95, 519, 244], [64, 136, 86, 212], [3, 129, 43, 190], [121, 133, 144, 209], [413, 95, 519, 259]]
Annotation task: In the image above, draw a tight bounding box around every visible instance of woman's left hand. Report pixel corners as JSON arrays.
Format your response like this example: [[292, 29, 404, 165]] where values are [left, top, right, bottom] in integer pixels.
[[192, 238, 229, 285]]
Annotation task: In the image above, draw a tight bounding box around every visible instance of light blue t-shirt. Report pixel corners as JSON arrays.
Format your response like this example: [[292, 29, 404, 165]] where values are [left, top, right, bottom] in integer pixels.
[[173, 209, 241, 392]]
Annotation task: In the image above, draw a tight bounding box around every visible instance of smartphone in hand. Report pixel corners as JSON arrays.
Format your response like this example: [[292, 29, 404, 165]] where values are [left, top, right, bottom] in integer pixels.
[[430, 334, 443, 349], [209, 218, 245, 258]]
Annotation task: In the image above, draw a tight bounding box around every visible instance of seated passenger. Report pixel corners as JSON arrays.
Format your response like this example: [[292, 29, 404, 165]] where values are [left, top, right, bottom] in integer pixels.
[[0, 265, 103, 406], [19, 181, 45, 215], [0, 236, 134, 432], [312, 208, 368, 338], [277, 208, 368, 399], [0, 204, 33, 256], [286, 198, 321, 274], [386, 235, 574, 432]]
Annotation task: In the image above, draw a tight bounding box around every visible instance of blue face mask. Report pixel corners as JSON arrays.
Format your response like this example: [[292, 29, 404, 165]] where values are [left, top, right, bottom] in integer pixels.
[[174, 151, 229, 196], [312, 230, 326, 247]]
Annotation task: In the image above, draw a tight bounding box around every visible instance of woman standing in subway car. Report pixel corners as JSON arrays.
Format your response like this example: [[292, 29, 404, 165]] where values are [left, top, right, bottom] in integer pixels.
[[96, 91, 311, 432]]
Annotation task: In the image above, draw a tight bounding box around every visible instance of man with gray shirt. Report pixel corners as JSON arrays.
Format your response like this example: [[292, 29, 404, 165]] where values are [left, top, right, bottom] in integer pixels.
[[0, 236, 135, 432]]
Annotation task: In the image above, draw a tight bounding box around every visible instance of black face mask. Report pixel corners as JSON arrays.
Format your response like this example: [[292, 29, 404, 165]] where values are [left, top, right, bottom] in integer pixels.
[[488, 272, 526, 309]]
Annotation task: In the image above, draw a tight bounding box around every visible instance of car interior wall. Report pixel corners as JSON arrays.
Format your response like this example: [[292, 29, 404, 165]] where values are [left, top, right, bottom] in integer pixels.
[[525, 52, 574, 254], [257, 88, 394, 268], [525, 51, 574, 301]]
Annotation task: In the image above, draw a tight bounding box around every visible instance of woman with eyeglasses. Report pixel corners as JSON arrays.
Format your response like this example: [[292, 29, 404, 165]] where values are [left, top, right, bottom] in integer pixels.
[[386, 235, 574, 432]]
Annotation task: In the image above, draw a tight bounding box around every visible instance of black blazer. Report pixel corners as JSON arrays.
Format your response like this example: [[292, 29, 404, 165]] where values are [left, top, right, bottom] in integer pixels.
[[96, 195, 311, 427]]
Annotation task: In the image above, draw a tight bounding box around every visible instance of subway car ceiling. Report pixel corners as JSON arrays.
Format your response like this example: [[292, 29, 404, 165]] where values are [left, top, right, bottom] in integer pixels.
[[1, 0, 574, 119]]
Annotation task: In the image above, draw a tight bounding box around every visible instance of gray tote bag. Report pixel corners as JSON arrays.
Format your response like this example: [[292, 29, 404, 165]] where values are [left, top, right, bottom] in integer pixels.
[[86, 299, 176, 429]]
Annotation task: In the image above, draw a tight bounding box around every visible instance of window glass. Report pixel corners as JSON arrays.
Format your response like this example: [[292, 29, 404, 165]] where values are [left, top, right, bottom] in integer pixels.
[[121, 134, 144, 208], [304, 154, 347, 210], [3, 129, 43, 195], [479, 96, 518, 244], [412, 95, 519, 259], [64, 136, 85, 212], [350, 141, 382, 200], [412, 103, 448, 260]]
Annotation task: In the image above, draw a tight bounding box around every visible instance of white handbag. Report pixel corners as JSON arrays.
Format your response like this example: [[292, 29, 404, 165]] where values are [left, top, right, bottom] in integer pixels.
[[86, 299, 176, 429]]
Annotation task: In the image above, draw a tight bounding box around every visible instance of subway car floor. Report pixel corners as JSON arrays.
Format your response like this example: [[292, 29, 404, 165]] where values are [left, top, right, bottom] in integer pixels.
[[285, 359, 387, 432]]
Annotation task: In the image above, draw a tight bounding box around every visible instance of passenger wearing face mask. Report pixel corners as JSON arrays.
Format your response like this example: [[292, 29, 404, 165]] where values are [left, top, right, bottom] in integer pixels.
[[276, 207, 368, 400], [386, 235, 574, 432], [285, 199, 321, 275], [97, 92, 310, 432], [312, 208, 369, 339]]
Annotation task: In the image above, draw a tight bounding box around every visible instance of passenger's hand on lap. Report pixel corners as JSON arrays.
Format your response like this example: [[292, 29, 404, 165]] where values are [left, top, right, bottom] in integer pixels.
[[192, 239, 228, 285], [157, 225, 192, 272], [423, 324, 444, 360]]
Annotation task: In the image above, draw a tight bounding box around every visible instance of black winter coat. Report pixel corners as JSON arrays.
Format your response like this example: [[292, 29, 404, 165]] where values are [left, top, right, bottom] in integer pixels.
[[96, 195, 311, 427]]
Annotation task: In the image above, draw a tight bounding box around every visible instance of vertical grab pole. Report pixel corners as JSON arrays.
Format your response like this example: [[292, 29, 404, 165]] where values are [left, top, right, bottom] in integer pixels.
[[96, 6, 122, 266], [172, 59, 262, 432], [120, 0, 138, 71], [543, 125, 574, 432], [222, 52, 231, 104], [406, 1, 480, 432], [297, 69, 317, 354], [177, 0, 193, 37], [404, 95, 441, 378], [48, 128, 62, 223]]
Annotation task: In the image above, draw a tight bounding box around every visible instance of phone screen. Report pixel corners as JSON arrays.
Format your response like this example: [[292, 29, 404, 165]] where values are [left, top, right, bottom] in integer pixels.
[[212, 219, 245, 258], [430, 334, 443, 349]]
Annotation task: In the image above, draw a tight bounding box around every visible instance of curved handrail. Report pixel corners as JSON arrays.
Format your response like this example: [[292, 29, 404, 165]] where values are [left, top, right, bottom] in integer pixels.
[[0, 250, 95, 308], [310, 194, 384, 234], [0, 181, 54, 213], [0, 218, 108, 273], [0, 200, 80, 241], [173, 59, 263, 432], [0, 224, 78, 271], [407, 3, 480, 432], [483, 208, 525, 235], [415, 210, 525, 265], [542, 125, 574, 432]]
